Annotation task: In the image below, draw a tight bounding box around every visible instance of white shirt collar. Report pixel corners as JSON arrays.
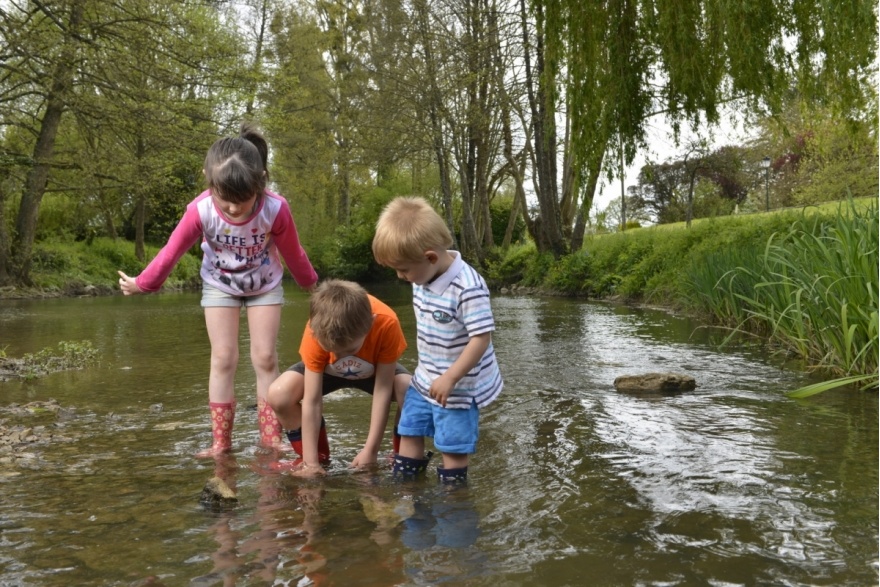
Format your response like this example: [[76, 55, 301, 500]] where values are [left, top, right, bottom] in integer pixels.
[[425, 250, 463, 294]]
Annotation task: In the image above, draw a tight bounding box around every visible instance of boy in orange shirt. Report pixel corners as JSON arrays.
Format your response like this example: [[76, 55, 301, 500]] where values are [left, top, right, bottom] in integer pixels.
[[267, 279, 410, 474]]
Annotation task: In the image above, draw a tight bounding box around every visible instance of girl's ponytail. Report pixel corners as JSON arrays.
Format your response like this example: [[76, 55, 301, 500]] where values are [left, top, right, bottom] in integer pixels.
[[239, 122, 269, 180], [204, 123, 269, 203]]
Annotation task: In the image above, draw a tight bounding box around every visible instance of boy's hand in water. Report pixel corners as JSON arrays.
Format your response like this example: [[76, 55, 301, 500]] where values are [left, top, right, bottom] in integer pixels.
[[117, 271, 143, 295], [351, 448, 378, 469], [291, 462, 326, 478]]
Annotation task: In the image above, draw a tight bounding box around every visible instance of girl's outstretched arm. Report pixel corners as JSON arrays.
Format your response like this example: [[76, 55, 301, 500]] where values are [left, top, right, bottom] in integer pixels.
[[117, 271, 143, 295]]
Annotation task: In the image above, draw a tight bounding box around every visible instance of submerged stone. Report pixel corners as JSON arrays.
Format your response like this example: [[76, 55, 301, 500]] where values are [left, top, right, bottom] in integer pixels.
[[200, 476, 238, 511], [613, 373, 697, 394]]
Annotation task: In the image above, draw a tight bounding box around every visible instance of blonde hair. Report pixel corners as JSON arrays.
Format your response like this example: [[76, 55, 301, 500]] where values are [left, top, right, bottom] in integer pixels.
[[308, 280, 373, 351], [372, 196, 453, 265]]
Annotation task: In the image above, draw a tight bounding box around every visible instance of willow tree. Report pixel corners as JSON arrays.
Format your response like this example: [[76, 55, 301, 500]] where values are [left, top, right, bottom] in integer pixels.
[[0, 0, 240, 284], [75, 2, 236, 261], [531, 0, 877, 255], [262, 6, 341, 244], [0, 0, 85, 284]]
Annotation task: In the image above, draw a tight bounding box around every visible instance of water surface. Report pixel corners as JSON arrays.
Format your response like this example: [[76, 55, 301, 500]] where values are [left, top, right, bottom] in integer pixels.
[[0, 283, 876, 586]]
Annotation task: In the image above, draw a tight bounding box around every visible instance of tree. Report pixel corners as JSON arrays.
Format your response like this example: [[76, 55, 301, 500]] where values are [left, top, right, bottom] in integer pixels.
[[634, 143, 749, 224], [0, 0, 241, 283], [262, 6, 339, 245], [518, 0, 565, 257], [543, 0, 877, 245], [1, 0, 85, 284]]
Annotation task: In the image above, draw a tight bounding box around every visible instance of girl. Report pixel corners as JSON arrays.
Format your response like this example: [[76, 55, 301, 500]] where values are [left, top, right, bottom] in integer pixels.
[[118, 123, 318, 457]]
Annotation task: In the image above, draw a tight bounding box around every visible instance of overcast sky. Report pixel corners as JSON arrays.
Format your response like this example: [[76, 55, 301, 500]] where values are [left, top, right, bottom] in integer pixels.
[[594, 106, 760, 212]]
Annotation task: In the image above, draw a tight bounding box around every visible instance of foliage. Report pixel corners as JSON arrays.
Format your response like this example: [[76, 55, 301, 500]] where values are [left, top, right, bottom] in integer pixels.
[[789, 116, 879, 206], [489, 196, 527, 246], [544, 250, 594, 294], [314, 222, 387, 282], [492, 198, 878, 392], [0, 0, 241, 283], [551, 0, 877, 175], [484, 242, 553, 287], [18, 340, 99, 380], [28, 238, 199, 292], [714, 199, 878, 388], [632, 144, 750, 224]]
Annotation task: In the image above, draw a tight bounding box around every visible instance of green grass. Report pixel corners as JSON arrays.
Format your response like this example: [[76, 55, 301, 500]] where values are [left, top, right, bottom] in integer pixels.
[[487, 197, 879, 395], [25, 237, 200, 294], [713, 199, 878, 392]]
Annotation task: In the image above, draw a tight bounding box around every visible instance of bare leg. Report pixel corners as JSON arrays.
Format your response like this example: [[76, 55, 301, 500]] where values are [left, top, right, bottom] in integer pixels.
[[398, 435, 425, 460], [392, 373, 411, 427], [198, 307, 241, 457], [267, 370, 305, 432], [247, 304, 283, 446], [205, 306, 241, 403], [246, 304, 282, 403], [391, 373, 411, 453], [441, 453, 468, 469]]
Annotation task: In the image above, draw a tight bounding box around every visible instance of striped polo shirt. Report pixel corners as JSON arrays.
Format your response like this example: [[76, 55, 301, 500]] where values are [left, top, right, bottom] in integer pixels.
[[410, 251, 503, 409]]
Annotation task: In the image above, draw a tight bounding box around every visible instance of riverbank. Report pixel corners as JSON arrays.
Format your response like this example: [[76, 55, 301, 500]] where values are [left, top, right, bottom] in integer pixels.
[[484, 198, 878, 392], [3, 197, 877, 394]]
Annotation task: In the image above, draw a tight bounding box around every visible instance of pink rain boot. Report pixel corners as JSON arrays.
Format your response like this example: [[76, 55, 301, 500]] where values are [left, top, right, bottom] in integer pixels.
[[257, 399, 284, 449], [196, 401, 235, 458]]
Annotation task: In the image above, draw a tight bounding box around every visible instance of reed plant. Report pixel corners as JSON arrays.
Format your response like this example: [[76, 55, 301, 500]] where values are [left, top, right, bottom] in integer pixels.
[[700, 199, 878, 396]]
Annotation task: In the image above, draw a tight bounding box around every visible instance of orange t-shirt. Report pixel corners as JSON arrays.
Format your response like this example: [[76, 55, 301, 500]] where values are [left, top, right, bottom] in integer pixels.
[[299, 295, 407, 379]]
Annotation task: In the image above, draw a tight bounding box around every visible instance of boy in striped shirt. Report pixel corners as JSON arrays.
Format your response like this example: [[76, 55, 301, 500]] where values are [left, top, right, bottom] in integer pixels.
[[372, 197, 503, 484]]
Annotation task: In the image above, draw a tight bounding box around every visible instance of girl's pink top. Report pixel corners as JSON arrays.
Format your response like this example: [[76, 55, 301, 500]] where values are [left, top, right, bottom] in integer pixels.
[[135, 190, 317, 295]]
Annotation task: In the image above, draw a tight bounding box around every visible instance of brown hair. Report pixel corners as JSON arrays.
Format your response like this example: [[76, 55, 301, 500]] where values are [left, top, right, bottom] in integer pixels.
[[308, 280, 374, 351], [372, 196, 453, 265], [203, 122, 269, 204]]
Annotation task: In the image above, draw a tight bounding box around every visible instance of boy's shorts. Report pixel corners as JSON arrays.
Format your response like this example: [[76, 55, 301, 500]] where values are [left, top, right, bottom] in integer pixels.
[[286, 362, 409, 396], [201, 282, 284, 308], [397, 386, 479, 455]]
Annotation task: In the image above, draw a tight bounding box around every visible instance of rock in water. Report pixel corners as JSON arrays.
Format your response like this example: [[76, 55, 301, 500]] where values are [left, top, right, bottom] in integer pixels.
[[613, 373, 697, 394], [200, 476, 238, 511]]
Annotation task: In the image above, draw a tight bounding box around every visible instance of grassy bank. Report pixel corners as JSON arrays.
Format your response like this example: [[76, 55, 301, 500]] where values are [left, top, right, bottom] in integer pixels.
[[486, 198, 879, 393], [2, 238, 201, 298], [10, 199, 877, 395]]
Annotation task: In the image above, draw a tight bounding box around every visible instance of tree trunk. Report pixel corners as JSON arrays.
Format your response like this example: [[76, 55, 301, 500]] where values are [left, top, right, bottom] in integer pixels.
[[11, 0, 83, 284], [338, 157, 351, 226], [570, 148, 604, 251], [415, 0, 458, 247], [134, 136, 147, 261], [245, 0, 271, 116], [454, 148, 482, 260], [0, 178, 10, 285], [519, 0, 566, 257]]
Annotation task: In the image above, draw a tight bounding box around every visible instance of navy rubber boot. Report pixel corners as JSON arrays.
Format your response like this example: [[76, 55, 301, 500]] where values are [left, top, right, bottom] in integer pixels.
[[437, 466, 468, 485], [392, 452, 433, 480]]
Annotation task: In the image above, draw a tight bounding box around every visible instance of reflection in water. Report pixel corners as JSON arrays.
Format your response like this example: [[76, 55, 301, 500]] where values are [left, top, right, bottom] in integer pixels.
[[191, 452, 337, 586], [399, 486, 485, 585], [0, 287, 876, 586]]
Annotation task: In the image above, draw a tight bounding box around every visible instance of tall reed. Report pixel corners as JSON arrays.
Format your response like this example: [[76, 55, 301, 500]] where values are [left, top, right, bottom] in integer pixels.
[[691, 199, 878, 395]]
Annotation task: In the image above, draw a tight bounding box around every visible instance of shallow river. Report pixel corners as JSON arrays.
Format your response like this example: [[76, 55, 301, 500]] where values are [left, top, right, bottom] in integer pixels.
[[0, 282, 876, 586]]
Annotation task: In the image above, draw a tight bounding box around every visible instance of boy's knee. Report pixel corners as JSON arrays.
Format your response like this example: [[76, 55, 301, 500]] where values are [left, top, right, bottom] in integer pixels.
[[266, 383, 285, 411], [267, 378, 294, 411]]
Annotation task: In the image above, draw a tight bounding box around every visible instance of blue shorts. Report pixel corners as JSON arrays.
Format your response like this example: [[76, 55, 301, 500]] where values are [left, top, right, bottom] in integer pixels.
[[200, 282, 284, 308], [397, 386, 479, 455]]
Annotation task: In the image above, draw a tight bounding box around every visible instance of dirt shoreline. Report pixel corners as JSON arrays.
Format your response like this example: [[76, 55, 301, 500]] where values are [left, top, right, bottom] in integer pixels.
[[0, 283, 118, 300]]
